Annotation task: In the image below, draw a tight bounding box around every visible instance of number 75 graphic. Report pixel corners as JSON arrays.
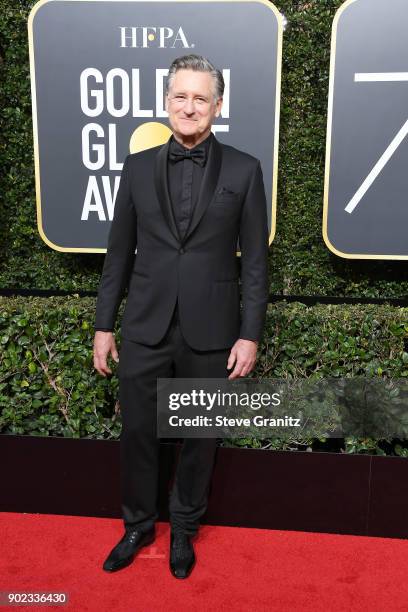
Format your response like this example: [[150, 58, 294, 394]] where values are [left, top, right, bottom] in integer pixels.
[[323, 0, 408, 260], [345, 72, 408, 214]]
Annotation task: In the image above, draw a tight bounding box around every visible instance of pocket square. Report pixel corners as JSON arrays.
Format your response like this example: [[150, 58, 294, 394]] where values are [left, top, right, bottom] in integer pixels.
[[217, 186, 237, 195]]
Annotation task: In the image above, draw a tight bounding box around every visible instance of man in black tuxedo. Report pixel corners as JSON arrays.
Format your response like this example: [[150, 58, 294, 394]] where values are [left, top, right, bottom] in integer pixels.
[[93, 54, 269, 578]]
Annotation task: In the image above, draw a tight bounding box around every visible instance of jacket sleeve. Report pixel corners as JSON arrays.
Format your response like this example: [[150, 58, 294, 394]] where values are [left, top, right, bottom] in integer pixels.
[[238, 160, 269, 342], [94, 154, 137, 330]]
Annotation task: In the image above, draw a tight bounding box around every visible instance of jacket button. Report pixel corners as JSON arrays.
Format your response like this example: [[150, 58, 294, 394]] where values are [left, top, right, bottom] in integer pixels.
[[179, 247, 185, 254]]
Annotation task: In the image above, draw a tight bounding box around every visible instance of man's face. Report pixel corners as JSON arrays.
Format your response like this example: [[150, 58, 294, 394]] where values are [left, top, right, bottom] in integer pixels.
[[165, 69, 223, 142]]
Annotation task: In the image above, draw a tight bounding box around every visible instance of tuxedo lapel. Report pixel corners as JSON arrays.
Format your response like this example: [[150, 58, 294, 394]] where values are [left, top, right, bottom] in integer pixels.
[[182, 134, 222, 244], [153, 133, 223, 245], [154, 138, 181, 243]]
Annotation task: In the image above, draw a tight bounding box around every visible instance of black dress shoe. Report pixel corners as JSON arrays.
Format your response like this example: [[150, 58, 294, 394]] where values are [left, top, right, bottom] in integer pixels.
[[169, 532, 196, 579], [103, 526, 155, 572]]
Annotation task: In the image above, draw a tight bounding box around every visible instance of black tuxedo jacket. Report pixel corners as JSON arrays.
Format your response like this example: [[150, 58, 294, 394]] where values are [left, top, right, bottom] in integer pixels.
[[95, 133, 269, 351]]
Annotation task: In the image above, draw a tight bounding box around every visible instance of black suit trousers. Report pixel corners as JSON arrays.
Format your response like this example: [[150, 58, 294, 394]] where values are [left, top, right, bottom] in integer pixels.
[[118, 302, 231, 536]]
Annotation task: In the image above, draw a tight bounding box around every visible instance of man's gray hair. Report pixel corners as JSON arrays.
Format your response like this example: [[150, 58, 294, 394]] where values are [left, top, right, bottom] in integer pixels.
[[165, 54, 224, 101]]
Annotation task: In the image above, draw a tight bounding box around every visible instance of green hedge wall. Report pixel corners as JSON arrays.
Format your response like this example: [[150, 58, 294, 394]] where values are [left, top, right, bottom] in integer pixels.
[[0, 296, 407, 455], [1, 2, 407, 454], [1, 0, 408, 296]]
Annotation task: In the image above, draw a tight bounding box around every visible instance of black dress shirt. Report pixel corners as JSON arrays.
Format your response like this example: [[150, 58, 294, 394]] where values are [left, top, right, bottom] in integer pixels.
[[167, 131, 212, 240], [95, 132, 212, 332]]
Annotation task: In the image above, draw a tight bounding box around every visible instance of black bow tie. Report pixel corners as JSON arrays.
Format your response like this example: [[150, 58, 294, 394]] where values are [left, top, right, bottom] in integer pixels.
[[169, 143, 207, 167]]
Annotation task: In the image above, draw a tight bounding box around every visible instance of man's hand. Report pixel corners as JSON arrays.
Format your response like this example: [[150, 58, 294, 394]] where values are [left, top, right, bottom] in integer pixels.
[[93, 331, 119, 377], [227, 338, 258, 379]]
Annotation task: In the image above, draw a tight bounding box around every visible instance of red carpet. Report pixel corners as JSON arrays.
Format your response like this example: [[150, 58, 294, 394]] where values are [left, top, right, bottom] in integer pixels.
[[1, 512, 408, 611]]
